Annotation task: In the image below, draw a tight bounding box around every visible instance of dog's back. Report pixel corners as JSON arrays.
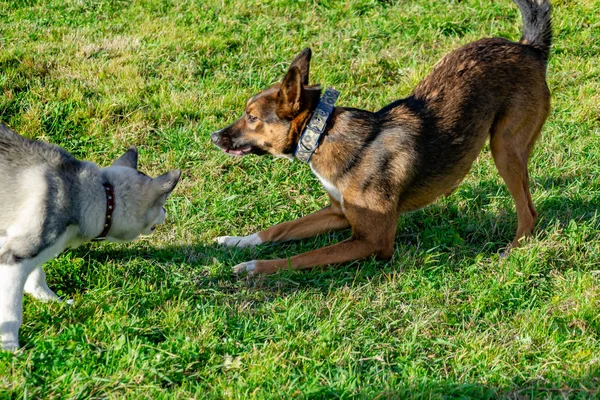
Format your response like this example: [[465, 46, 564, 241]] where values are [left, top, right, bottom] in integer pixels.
[[0, 124, 81, 234], [395, 37, 550, 191], [378, 0, 552, 212], [0, 124, 77, 173]]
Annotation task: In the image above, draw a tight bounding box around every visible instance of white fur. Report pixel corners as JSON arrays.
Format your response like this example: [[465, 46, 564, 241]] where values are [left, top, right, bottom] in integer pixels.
[[24, 266, 59, 301], [6, 168, 47, 239], [310, 162, 342, 203], [0, 135, 179, 351], [233, 260, 257, 275], [215, 233, 263, 248], [0, 166, 174, 351], [0, 226, 79, 351]]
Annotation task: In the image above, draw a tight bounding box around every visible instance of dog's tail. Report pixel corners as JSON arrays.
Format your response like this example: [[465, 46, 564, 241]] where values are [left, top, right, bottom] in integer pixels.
[[513, 0, 552, 64]]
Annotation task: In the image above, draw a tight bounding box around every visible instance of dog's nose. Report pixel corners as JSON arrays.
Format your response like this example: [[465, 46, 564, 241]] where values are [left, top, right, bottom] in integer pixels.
[[210, 130, 221, 144]]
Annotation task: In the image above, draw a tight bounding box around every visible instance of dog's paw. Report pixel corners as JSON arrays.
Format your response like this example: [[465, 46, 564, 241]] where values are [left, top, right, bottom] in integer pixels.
[[233, 260, 257, 276], [27, 288, 59, 302], [1, 341, 19, 352], [215, 236, 242, 247], [215, 233, 262, 248], [1, 333, 19, 352]]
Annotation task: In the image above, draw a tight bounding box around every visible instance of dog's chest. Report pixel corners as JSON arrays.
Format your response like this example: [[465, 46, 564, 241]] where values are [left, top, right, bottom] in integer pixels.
[[310, 164, 342, 203]]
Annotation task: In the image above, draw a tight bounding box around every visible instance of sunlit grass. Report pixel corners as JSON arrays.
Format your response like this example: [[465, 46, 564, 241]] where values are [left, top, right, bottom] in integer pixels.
[[0, 0, 599, 397]]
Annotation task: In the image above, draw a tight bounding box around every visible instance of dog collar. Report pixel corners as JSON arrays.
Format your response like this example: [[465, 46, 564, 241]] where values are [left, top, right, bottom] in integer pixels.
[[294, 87, 339, 163], [93, 183, 115, 241]]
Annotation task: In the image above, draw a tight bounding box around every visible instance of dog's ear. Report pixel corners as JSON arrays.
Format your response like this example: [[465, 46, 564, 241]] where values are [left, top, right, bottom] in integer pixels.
[[154, 169, 181, 196], [289, 48, 311, 85], [277, 66, 304, 118], [112, 146, 138, 169]]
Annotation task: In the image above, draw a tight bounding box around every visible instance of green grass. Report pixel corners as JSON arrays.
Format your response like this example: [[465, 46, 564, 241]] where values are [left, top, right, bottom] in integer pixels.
[[1, 0, 600, 397]]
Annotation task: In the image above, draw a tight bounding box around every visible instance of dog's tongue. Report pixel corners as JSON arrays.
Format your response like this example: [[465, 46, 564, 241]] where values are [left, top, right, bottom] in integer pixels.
[[225, 147, 251, 156]]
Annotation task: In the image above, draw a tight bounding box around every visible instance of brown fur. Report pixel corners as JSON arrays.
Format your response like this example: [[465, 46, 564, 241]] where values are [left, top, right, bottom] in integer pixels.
[[212, 1, 552, 275]]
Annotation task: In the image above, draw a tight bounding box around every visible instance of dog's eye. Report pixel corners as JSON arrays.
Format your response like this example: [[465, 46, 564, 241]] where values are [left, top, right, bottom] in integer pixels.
[[247, 114, 258, 123]]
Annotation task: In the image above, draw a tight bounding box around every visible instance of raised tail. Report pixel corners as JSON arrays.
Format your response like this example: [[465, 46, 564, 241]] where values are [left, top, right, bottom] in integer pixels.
[[513, 0, 552, 63]]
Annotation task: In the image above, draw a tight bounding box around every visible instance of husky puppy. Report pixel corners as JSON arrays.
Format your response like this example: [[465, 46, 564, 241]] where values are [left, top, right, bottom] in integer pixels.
[[0, 123, 180, 350]]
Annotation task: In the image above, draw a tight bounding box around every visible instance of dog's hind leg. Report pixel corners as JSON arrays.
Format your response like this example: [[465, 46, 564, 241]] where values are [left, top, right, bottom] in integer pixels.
[[490, 107, 547, 248], [24, 266, 58, 302]]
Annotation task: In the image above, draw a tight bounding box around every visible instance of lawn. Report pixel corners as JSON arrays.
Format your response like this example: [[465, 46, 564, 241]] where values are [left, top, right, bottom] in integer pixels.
[[1, 0, 599, 398]]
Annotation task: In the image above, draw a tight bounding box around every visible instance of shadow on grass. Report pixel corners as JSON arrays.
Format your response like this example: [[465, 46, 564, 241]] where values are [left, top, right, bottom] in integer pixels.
[[54, 173, 599, 299], [312, 375, 600, 399], [323, 374, 600, 398], [41, 171, 596, 309], [30, 174, 599, 397]]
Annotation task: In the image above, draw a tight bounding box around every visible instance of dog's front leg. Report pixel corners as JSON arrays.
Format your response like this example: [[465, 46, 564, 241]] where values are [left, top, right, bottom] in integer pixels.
[[233, 204, 397, 275], [216, 198, 349, 248], [0, 263, 31, 351]]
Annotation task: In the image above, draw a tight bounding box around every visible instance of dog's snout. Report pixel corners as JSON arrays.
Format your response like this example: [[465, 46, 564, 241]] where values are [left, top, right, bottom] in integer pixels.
[[210, 130, 221, 144]]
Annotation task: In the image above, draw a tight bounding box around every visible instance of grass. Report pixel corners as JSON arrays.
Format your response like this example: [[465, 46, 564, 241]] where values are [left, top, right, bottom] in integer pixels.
[[1, 0, 599, 397]]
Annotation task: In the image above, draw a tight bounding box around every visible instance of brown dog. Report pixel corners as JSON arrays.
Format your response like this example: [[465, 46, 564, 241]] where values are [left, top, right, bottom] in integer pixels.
[[211, 0, 552, 275]]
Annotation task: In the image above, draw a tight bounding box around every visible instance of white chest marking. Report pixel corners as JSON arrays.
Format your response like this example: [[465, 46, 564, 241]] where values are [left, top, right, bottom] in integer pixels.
[[310, 163, 342, 203]]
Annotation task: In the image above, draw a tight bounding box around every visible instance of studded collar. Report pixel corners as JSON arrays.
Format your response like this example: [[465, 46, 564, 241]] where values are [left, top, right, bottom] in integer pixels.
[[294, 88, 340, 163], [93, 183, 115, 241]]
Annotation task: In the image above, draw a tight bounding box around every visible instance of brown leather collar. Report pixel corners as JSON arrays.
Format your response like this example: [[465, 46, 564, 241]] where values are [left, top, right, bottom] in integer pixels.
[[93, 183, 115, 241]]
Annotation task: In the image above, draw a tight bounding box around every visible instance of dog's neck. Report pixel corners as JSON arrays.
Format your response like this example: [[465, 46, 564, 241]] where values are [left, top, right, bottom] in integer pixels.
[[92, 182, 115, 241], [293, 88, 340, 163], [308, 106, 379, 183], [58, 162, 115, 247]]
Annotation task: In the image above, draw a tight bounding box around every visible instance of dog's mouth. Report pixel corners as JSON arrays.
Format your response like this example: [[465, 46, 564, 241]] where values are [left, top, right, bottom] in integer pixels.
[[221, 146, 254, 157], [211, 131, 267, 157], [215, 142, 267, 157]]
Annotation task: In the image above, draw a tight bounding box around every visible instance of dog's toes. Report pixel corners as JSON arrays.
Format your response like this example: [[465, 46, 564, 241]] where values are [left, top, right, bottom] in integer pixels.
[[215, 236, 242, 247], [65, 299, 75, 305], [232, 260, 257, 276], [1, 334, 19, 352], [215, 233, 262, 248], [1, 341, 19, 352], [26, 288, 59, 302]]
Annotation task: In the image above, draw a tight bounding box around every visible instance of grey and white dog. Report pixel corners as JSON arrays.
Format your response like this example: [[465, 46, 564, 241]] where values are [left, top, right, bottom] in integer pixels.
[[0, 123, 180, 351]]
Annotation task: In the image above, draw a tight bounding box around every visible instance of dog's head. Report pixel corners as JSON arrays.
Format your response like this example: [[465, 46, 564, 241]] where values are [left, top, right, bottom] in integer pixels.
[[211, 48, 322, 158], [100, 147, 181, 242]]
